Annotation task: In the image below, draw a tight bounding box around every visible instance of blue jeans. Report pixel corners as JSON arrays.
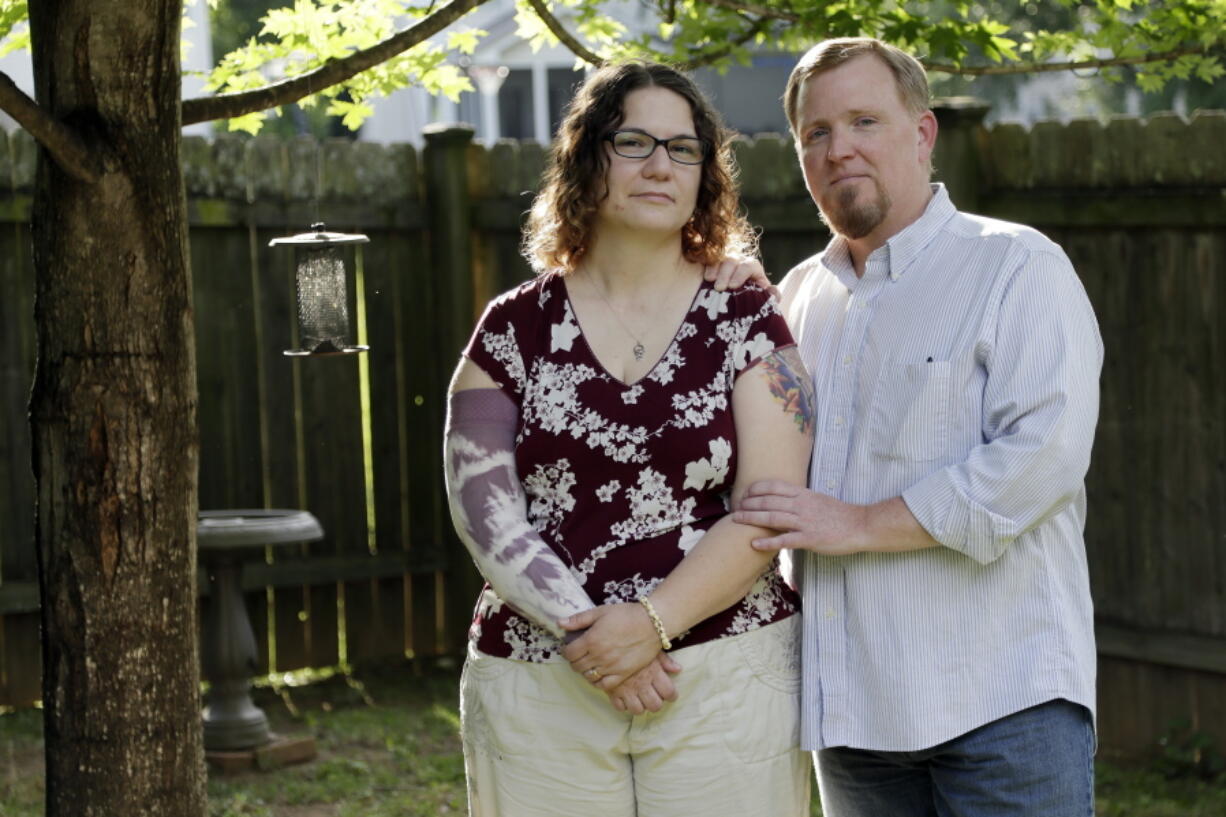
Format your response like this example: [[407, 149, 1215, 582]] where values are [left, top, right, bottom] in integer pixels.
[[816, 699, 1094, 817]]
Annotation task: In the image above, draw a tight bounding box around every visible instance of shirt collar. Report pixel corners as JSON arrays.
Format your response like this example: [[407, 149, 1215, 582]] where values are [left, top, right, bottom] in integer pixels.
[[881, 183, 957, 283], [819, 183, 957, 289], [821, 234, 859, 290]]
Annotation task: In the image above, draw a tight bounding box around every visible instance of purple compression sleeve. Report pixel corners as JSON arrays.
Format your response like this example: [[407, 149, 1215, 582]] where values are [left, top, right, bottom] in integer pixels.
[[444, 388, 594, 637]]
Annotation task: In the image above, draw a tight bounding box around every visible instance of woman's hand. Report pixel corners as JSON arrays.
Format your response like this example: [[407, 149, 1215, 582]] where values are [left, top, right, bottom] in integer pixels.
[[560, 603, 662, 691], [607, 653, 683, 714]]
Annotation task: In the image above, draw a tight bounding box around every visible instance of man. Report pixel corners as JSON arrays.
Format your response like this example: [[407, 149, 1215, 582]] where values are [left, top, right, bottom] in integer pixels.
[[716, 38, 1103, 816]]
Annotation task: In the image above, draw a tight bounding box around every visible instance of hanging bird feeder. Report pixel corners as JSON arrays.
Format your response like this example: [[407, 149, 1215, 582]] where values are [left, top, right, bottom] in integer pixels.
[[270, 223, 370, 356]]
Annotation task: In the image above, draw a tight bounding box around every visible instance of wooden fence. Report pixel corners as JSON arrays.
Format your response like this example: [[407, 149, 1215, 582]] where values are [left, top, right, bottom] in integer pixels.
[[1, 102, 1224, 760]]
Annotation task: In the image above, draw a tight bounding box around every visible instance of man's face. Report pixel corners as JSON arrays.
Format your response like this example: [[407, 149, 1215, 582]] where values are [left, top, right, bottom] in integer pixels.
[[793, 54, 935, 245]]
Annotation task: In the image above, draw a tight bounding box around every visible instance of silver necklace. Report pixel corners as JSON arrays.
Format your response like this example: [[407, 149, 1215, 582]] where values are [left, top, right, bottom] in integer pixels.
[[582, 272, 654, 360]]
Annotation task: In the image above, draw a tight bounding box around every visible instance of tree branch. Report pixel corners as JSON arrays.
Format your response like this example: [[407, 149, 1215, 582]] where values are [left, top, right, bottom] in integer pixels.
[[0, 71, 100, 184], [523, 0, 604, 67], [181, 0, 491, 125]]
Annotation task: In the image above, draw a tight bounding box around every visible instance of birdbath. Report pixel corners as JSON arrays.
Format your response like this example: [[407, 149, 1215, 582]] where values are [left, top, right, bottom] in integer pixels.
[[197, 509, 324, 751]]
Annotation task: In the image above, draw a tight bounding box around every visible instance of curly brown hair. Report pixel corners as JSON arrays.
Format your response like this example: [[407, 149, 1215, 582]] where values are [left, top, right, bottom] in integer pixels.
[[522, 60, 756, 274]]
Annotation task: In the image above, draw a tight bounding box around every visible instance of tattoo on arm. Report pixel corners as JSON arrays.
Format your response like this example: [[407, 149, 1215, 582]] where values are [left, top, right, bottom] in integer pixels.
[[759, 346, 816, 436]]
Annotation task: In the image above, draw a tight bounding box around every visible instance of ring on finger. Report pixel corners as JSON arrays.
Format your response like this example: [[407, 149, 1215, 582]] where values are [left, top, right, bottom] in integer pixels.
[[583, 667, 602, 682]]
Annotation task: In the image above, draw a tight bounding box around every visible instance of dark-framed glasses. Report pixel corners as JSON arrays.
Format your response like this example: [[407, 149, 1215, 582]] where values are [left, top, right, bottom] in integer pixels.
[[605, 130, 707, 165]]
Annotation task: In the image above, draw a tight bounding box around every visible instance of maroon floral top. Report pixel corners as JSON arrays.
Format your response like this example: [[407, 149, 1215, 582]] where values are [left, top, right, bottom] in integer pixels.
[[463, 273, 800, 661]]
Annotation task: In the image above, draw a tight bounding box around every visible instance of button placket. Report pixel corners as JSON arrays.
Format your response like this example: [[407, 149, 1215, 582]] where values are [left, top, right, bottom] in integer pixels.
[[815, 561, 848, 745], [818, 277, 880, 499]]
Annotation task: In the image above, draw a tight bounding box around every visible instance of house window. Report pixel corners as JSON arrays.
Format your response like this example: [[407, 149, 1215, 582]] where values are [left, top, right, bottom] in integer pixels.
[[497, 69, 534, 140]]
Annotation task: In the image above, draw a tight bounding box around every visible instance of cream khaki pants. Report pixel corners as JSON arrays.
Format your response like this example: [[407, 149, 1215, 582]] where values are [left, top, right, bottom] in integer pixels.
[[460, 616, 810, 817]]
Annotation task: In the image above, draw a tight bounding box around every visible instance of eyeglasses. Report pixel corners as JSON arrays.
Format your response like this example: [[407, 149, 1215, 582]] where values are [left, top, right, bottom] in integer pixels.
[[605, 130, 707, 165]]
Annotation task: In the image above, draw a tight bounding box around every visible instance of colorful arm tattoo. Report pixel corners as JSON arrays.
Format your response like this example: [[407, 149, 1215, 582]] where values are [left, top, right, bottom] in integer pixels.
[[758, 345, 816, 436]]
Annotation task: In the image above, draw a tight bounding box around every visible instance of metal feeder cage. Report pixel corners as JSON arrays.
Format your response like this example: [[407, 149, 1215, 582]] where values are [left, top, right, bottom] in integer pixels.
[[270, 223, 370, 356]]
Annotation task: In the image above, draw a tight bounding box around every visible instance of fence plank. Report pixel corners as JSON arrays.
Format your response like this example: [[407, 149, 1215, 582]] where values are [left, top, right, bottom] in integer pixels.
[[297, 351, 363, 668], [1, 614, 41, 707], [0, 224, 35, 583], [0, 183, 38, 705], [1183, 230, 1225, 636], [350, 226, 418, 662], [193, 226, 265, 510], [1066, 229, 1134, 629]]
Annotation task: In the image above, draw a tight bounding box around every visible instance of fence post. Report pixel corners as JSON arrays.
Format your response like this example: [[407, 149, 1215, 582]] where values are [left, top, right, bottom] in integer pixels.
[[424, 124, 477, 354], [422, 123, 485, 655], [932, 97, 991, 213]]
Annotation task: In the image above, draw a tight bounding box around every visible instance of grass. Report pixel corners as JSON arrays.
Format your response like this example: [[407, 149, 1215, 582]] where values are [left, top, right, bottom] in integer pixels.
[[3, 662, 1225, 817]]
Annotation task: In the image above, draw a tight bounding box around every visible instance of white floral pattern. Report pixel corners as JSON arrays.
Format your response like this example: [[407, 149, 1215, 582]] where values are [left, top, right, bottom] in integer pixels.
[[676, 524, 704, 554], [602, 573, 664, 604], [610, 468, 698, 544], [479, 325, 526, 393], [522, 459, 576, 538], [684, 438, 733, 491], [694, 288, 731, 320], [551, 301, 582, 352], [728, 573, 792, 634]]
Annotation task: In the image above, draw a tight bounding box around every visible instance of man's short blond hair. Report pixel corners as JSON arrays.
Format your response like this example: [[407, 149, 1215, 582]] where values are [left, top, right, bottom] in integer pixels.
[[784, 37, 931, 137]]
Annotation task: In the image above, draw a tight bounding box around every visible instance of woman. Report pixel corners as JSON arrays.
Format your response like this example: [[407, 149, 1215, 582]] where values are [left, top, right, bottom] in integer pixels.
[[444, 60, 815, 816]]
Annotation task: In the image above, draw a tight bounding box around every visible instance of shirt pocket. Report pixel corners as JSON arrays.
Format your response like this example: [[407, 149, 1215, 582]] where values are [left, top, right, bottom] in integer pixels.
[[868, 360, 950, 462]]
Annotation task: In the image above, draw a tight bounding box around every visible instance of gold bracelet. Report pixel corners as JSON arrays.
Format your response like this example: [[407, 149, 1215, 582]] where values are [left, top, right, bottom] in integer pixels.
[[638, 596, 672, 651]]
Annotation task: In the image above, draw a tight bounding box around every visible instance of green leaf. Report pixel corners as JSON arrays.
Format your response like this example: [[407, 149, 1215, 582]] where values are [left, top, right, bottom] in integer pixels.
[[226, 110, 268, 135], [1135, 71, 1165, 93], [325, 97, 375, 130], [1194, 57, 1225, 83], [445, 27, 486, 55], [0, 0, 28, 56]]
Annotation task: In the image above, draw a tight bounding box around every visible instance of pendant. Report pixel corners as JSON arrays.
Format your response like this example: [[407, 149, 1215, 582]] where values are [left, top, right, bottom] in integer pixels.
[[633, 342, 645, 361]]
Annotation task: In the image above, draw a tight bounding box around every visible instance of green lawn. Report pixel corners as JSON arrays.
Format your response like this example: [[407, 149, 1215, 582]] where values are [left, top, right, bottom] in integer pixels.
[[2, 662, 1224, 816]]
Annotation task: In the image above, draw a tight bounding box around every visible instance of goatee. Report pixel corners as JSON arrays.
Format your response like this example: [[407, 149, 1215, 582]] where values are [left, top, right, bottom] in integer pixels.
[[821, 184, 890, 240]]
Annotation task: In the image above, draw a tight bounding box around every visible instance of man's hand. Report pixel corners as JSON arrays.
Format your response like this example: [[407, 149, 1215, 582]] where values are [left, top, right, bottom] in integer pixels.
[[734, 481, 939, 555], [560, 603, 661, 691], [607, 653, 682, 714], [704, 257, 776, 297], [734, 480, 868, 554]]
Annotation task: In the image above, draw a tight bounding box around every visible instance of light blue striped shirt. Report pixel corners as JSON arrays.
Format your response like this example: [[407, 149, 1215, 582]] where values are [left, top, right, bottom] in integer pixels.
[[779, 185, 1102, 752]]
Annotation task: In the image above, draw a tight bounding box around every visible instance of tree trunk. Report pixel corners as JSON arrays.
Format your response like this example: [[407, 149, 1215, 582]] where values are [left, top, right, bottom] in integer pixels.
[[28, 2, 206, 815]]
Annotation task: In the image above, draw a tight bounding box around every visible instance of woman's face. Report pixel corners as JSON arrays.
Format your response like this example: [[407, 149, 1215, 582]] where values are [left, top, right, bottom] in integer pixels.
[[595, 86, 703, 240]]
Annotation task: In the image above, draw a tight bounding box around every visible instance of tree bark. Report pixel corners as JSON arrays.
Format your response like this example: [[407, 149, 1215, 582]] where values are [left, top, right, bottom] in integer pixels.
[[28, 2, 206, 815]]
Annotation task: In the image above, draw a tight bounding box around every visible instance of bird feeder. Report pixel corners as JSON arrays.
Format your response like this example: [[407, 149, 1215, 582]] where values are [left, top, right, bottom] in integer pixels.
[[270, 223, 369, 356]]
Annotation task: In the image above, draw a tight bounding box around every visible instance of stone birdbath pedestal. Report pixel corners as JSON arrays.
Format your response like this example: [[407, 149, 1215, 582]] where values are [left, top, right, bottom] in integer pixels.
[[197, 509, 323, 772]]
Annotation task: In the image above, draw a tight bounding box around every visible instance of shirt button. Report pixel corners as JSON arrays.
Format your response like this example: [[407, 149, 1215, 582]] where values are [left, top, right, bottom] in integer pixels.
[[834, 416, 845, 427], [824, 607, 837, 619], [842, 355, 852, 366], [825, 479, 836, 490]]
